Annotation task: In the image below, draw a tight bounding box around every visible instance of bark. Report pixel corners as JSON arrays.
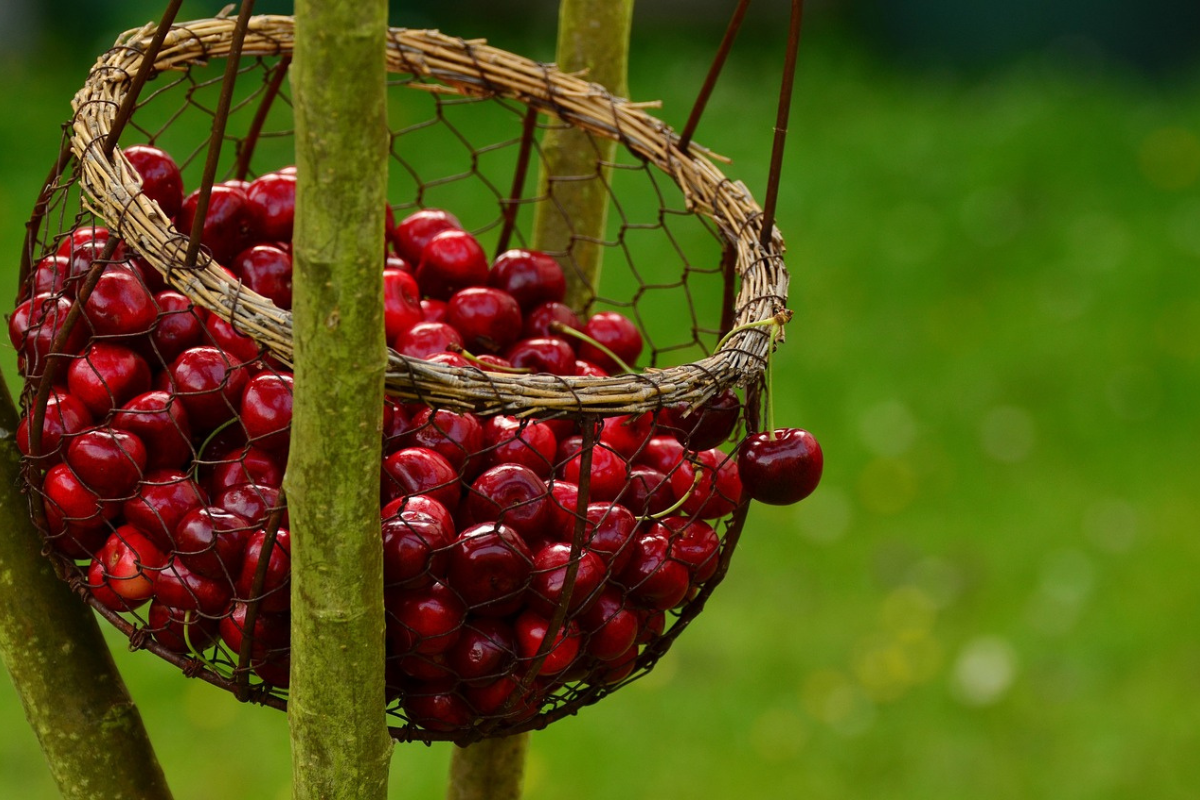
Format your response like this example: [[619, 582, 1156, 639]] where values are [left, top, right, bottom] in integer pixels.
[[287, 2, 394, 799], [0, 371, 173, 800], [450, 1, 635, 797], [531, 0, 636, 314]]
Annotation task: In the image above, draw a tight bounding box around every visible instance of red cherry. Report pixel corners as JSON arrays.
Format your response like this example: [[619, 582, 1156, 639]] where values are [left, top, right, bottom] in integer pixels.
[[447, 522, 533, 617], [636, 435, 685, 476], [174, 506, 252, 582], [154, 557, 232, 616], [522, 301, 582, 343], [578, 311, 642, 373], [382, 510, 454, 589], [527, 542, 606, 617], [669, 448, 742, 519], [232, 245, 293, 309], [381, 447, 461, 511], [481, 416, 557, 478], [404, 680, 474, 732], [16, 390, 93, 466], [111, 390, 193, 470], [82, 268, 157, 338], [420, 298, 447, 323], [207, 445, 284, 496], [579, 588, 639, 661], [514, 611, 581, 677], [581, 502, 638, 572], [95, 526, 168, 607], [415, 229, 488, 300], [737, 428, 824, 505], [467, 464, 549, 543], [383, 268, 423, 341], [30, 255, 70, 297], [544, 480, 583, 543], [406, 408, 483, 475], [599, 412, 654, 459], [394, 208, 462, 265], [382, 495, 455, 538], [245, 170, 296, 242], [394, 321, 464, 360], [559, 441, 628, 502], [176, 184, 253, 265], [504, 337, 576, 376], [619, 531, 690, 610], [148, 290, 204, 363], [660, 388, 741, 451], [42, 462, 119, 540], [219, 602, 292, 686], [488, 249, 566, 312], [125, 144, 184, 219], [446, 287, 523, 354], [123, 469, 208, 552], [386, 581, 466, 656], [624, 466, 674, 516], [446, 617, 517, 686], [574, 360, 609, 378], [169, 346, 248, 431], [57, 227, 113, 287], [202, 314, 261, 365], [463, 674, 532, 719], [216, 483, 285, 529], [240, 372, 294, 453], [66, 342, 153, 417], [64, 428, 148, 500], [235, 528, 292, 613], [147, 600, 218, 654], [10, 293, 88, 377]]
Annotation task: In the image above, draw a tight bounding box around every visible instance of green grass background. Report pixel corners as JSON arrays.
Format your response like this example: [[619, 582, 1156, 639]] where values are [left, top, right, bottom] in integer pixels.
[[3, 9, 1200, 800]]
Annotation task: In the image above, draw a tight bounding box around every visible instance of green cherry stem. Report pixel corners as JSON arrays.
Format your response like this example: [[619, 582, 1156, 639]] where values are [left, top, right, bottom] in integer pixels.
[[446, 343, 535, 374], [190, 416, 241, 483], [714, 309, 791, 442], [550, 322, 634, 374], [181, 610, 233, 681], [638, 468, 702, 521]]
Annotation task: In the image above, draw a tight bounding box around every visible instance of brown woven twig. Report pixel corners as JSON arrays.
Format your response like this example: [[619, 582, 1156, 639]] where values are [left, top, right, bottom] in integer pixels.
[[68, 15, 788, 416]]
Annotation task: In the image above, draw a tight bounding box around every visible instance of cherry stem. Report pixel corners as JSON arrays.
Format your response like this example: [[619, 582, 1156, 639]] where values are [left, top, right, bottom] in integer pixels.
[[191, 416, 241, 483], [549, 322, 634, 374], [181, 611, 232, 681], [639, 468, 702, 521], [713, 308, 792, 355], [446, 343, 535, 374], [766, 329, 778, 441]]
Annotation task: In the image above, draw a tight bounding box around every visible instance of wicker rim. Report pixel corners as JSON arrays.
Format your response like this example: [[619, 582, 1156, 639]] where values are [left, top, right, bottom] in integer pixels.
[[69, 15, 789, 416]]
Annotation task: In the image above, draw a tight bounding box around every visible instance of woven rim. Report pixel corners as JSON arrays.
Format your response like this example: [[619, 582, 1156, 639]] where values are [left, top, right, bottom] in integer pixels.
[[69, 15, 789, 416]]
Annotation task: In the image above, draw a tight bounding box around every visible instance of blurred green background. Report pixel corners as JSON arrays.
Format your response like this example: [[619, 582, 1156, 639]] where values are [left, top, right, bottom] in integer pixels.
[[4, 2, 1200, 799]]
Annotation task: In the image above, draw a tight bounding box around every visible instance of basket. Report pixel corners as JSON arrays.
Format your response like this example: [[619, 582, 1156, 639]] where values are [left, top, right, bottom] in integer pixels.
[[11, 14, 790, 743]]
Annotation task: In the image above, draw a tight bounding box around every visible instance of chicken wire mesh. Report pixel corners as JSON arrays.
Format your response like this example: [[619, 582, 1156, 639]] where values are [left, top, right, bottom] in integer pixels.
[[9, 12, 791, 743]]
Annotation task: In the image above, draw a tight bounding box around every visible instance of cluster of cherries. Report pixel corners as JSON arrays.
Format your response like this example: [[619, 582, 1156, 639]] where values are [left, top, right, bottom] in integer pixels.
[[9, 144, 822, 734]]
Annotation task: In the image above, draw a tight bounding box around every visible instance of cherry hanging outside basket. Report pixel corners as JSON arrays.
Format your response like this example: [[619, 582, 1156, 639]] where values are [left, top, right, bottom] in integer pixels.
[[10, 11, 806, 744]]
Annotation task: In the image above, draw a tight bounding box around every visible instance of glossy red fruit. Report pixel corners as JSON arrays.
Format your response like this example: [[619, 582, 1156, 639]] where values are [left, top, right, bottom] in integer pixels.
[[624, 466, 674, 516], [394, 208, 462, 265], [174, 506, 251, 582], [559, 442, 627, 502], [382, 495, 455, 538], [657, 516, 721, 585], [169, 346, 248, 431], [216, 483, 285, 529], [125, 144, 184, 218], [636, 435, 685, 476], [522, 301, 582, 343], [404, 680, 474, 732], [381, 447, 461, 511], [581, 502, 638, 572], [111, 390, 193, 470], [202, 314, 261, 365], [467, 464, 549, 542], [447, 523, 533, 617], [387, 581, 467, 656], [240, 372, 294, 452], [43, 462, 119, 537], [207, 445, 284, 497], [527, 542, 606, 617], [123, 469, 208, 552], [64, 428, 147, 500], [446, 617, 517, 686], [235, 528, 292, 613], [514, 611, 581, 676], [415, 229, 489, 300], [446, 287, 523, 354], [544, 481, 583, 542], [66, 342, 152, 417], [383, 268, 423, 341], [669, 448, 742, 519], [245, 170, 296, 242], [176, 183, 252, 265], [16, 390, 93, 466], [420, 298, 447, 322], [220, 602, 292, 686], [55, 225, 110, 261], [463, 674, 532, 718], [394, 321, 464, 360], [661, 388, 741, 451], [382, 510, 454, 589], [579, 588, 639, 661], [10, 293, 88, 377], [95, 526, 168, 607], [578, 311, 642, 373], [82, 268, 157, 338], [30, 255, 70, 297], [504, 337, 576, 376], [148, 290, 204, 362], [147, 601, 218, 654], [488, 249, 566, 312], [620, 531, 691, 610], [737, 428, 824, 505], [58, 227, 113, 286], [482, 416, 557, 478], [599, 412, 654, 459], [407, 408, 483, 476], [232, 245, 293, 309]]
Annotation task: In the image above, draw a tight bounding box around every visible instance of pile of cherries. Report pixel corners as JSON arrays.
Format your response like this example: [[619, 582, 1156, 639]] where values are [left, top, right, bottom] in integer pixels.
[[9, 144, 822, 734]]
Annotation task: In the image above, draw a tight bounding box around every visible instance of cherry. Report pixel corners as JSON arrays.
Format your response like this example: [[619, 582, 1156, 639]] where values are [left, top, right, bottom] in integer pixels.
[[619, 531, 690, 610], [381, 510, 454, 589], [592, 641, 640, 685], [394, 321, 464, 360], [578, 588, 639, 662], [420, 298, 447, 323], [446, 617, 517, 686], [522, 301, 582, 343], [545, 480, 583, 543], [382, 495, 455, 538], [467, 464, 549, 542], [559, 441, 627, 502], [463, 674, 531, 718], [169, 346, 248, 431], [245, 170, 296, 242], [660, 388, 740, 451], [381, 447, 461, 511], [147, 290, 204, 362], [737, 428, 824, 505], [123, 469, 208, 552], [153, 558, 232, 617], [383, 268, 423, 341], [147, 601, 218, 654], [382, 398, 413, 447], [624, 466, 674, 516], [174, 506, 252, 582], [404, 680, 474, 732], [219, 602, 292, 686], [206, 445, 284, 497], [488, 249, 566, 312], [669, 448, 742, 519], [124, 144, 184, 219], [95, 525, 168, 607], [42, 462, 119, 541], [574, 360, 609, 378], [176, 183, 253, 265], [405, 407, 483, 475], [111, 390, 193, 470], [10, 293, 88, 377], [447, 523, 533, 617], [514, 611, 581, 677], [580, 502, 638, 572], [82, 268, 158, 338], [66, 342, 152, 417], [415, 229, 489, 300], [240, 372, 294, 453], [527, 542, 606, 617], [216, 483, 285, 529], [57, 227, 113, 286], [446, 287, 523, 354], [385, 253, 412, 274], [636, 435, 685, 476], [425, 352, 470, 369], [394, 208, 462, 265], [657, 516, 721, 585], [599, 412, 654, 459], [636, 607, 666, 644], [16, 390, 93, 466], [232, 245, 293, 309], [395, 651, 456, 683], [578, 311, 642, 373], [235, 528, 292, 613], [504, 337, 576, 376], [202, 314, 261, 365], [30, 255, 70, 297], [482, 416, 557, 478], [386, 581, 466, 656], [64, 428, 147, 500]]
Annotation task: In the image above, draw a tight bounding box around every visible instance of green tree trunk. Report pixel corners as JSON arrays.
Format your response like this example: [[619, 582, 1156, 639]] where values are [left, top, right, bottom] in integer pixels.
[[449, 2, 634, 797], [530, 0, 636, 313], [287, 2, 394, 799], [0, 372, 174, 800]]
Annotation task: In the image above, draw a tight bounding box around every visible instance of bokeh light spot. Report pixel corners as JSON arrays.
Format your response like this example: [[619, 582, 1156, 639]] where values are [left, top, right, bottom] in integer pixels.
[[859, 399, 917, 457], [1083, 498, 1139, 553], [857, 457, 918, 515], [980, 406, 1035, 463], [951, 636, 1018, 707]]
